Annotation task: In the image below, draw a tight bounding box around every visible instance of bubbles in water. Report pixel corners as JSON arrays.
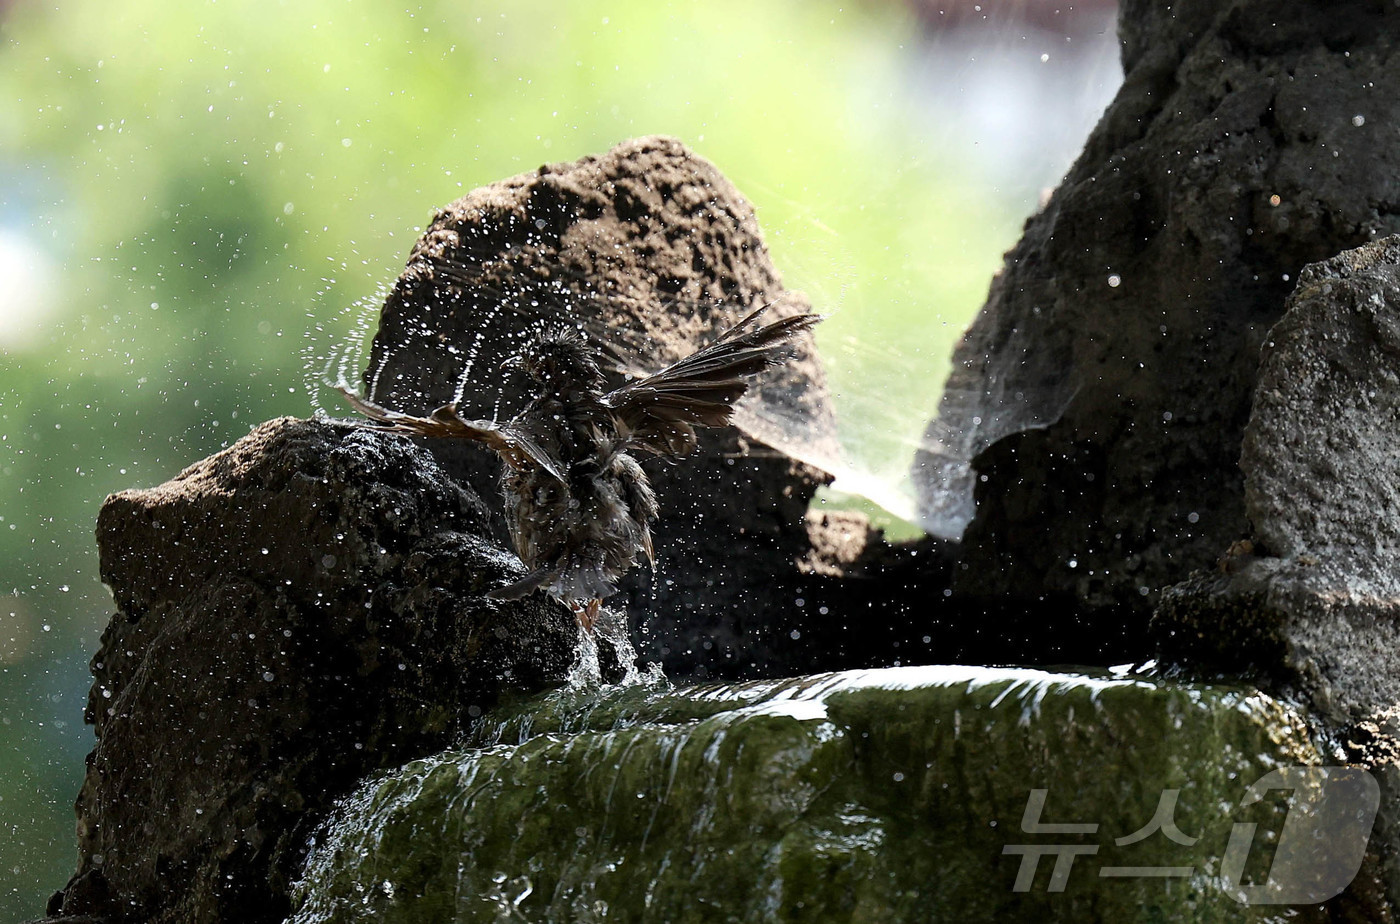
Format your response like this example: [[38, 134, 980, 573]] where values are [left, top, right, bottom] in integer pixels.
[[483, 872, 534, 922]]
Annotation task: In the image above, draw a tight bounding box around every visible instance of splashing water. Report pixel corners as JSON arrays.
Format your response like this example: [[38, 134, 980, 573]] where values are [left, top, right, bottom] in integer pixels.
[[301, 210, 1074, 537], [301, 287, 387, 419], [304, 284, 963, 534], [567, 605, 669, 696], [569, 629, 605, 688]]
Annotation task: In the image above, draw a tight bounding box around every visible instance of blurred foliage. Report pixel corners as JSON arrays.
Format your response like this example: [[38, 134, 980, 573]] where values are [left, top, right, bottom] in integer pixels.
[[0, 0, 1028, 916]]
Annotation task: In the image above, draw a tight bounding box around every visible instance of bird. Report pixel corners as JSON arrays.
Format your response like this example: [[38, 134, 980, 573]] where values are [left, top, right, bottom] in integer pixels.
[[337, 304, 821, 631]]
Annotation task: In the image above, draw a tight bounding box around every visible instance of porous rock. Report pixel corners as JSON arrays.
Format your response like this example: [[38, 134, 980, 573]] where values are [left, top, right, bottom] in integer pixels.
[[46, 417, 582, 924], [914, 0, 1400, 660], [1154, 238, 1400, 723]]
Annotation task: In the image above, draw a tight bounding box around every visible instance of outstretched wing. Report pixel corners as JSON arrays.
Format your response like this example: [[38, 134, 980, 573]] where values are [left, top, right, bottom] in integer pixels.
[[336, 386, 565, 483], [601, 306, 821, 458]]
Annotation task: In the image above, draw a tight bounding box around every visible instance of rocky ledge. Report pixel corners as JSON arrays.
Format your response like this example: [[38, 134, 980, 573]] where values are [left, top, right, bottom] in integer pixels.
[[49, 419, 585, 922]]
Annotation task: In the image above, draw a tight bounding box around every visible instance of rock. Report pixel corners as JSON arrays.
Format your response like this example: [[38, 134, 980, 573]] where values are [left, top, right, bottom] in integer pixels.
[[353, 134, 893, 679], [367, 135, 831, 434], [47, 418, 585, 924], [1154, 238, 1400, 723], [290, 665, 1388, 923], [913, 0, 1400, 659], [1242, 238, 1400, 572]]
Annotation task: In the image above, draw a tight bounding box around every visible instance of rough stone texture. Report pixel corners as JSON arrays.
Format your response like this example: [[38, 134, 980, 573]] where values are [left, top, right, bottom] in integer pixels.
[[47, 418, 585, 924], [1348, 707, 1400, 912], [354, 134, 876, 680], [366, 135, 831, 434], [290, 666, 1391, 923], [1153, 239, 1400, 723], [913, 0, 1400, 656], [1244, 238, 1400, 572]]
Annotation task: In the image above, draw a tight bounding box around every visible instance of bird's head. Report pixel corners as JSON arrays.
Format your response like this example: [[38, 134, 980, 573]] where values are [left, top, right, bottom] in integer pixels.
[[507, 324, 607, 394]]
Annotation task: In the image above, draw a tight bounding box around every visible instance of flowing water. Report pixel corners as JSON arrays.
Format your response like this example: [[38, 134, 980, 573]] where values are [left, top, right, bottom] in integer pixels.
[[290, 664, 1321, 924]]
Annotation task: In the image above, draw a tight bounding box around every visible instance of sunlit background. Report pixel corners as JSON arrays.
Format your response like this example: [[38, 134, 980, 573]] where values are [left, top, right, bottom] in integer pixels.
[[0, 0, 1119, 916]]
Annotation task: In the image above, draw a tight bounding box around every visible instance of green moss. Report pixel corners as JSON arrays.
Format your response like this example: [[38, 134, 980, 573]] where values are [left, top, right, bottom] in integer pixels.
[[292, 667, 1333, 923]]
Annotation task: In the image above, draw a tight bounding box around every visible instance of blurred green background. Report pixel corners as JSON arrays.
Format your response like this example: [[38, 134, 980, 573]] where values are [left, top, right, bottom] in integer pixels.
[[0, 0, 1117, 917]]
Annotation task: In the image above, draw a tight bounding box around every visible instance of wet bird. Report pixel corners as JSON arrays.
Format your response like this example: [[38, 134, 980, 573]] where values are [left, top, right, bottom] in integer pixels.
[[338, 305, 821, 630]]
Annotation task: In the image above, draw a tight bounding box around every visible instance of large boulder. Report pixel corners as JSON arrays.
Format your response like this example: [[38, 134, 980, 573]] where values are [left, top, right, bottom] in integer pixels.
[[914, 0, 1400, 662], [47, 418, 583, 923], [1154, 238, 1400, 724]]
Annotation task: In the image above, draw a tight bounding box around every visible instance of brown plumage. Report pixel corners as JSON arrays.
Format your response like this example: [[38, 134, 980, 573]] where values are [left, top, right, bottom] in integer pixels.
[[338, 305, 821, 630]]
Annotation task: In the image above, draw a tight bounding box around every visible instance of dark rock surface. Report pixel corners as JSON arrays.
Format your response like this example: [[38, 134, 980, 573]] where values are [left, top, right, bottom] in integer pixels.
[[1242, 238, 1400, 576], [354, 134, 932, 679], [46, 418, 583, 924], [1154, 238, 1400, 723], [914, 0, 1400, 658]]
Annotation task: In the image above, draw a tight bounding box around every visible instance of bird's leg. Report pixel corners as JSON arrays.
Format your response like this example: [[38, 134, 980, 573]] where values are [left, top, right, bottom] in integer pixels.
[[569, 599, 602, 634], [579, 599, 602, 635]]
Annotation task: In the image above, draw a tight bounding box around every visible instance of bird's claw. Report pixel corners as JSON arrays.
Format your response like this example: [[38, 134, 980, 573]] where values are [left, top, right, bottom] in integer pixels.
[[571, 599, 602, 634]]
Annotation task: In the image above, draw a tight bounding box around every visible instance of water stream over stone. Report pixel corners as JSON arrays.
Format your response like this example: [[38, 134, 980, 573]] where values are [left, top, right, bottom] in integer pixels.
[[290, 665, 1325, 924]]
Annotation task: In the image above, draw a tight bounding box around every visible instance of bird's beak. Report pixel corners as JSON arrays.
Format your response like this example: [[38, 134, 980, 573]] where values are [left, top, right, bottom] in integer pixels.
[[499, 354, 522, 372]]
